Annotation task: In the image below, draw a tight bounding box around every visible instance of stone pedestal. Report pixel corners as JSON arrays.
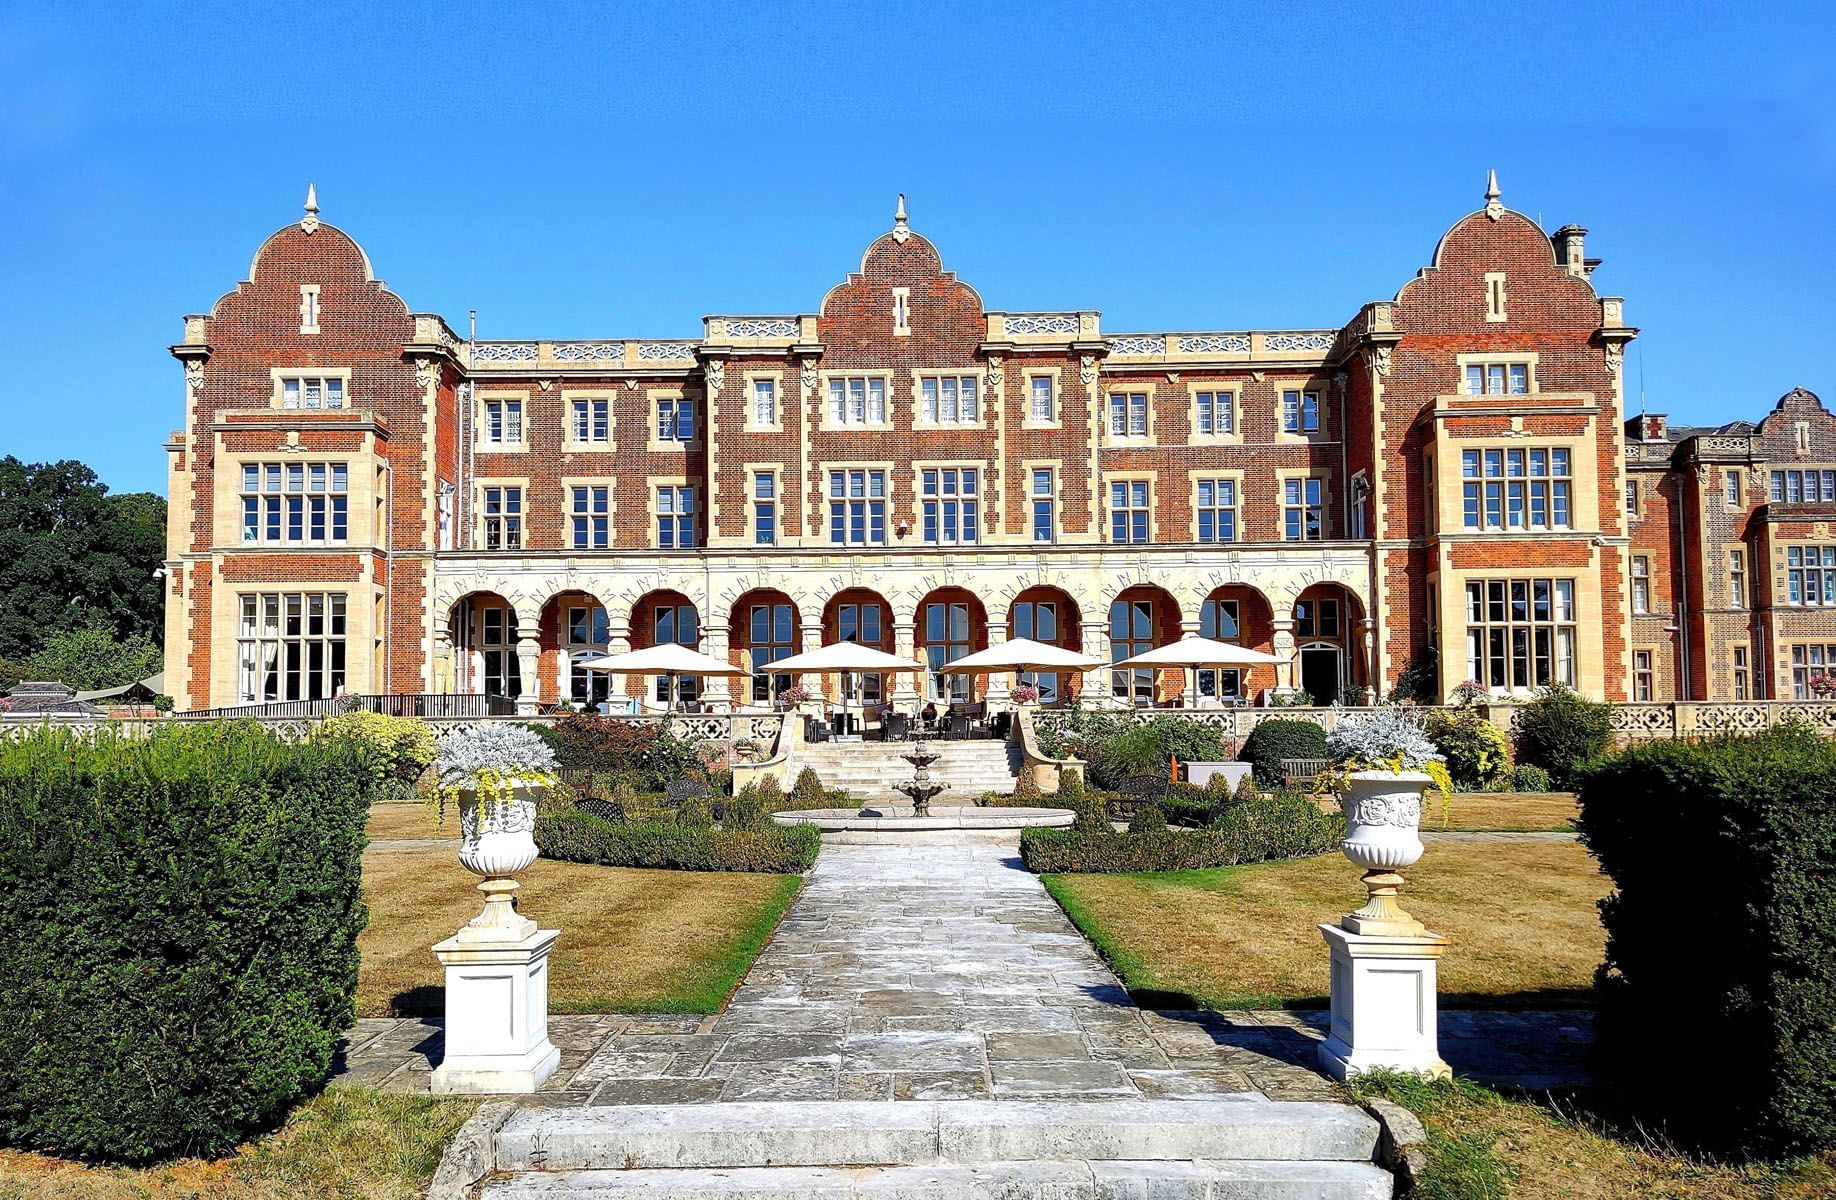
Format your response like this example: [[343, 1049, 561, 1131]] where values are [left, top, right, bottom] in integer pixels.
[[430, 924, 561, 1094], [1316, 923, 1451, 1081]]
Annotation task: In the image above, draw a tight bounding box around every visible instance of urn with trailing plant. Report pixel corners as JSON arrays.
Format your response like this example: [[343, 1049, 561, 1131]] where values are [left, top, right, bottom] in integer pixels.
[[1315, 708, 1452, 937], [431, 724, 559, 941]]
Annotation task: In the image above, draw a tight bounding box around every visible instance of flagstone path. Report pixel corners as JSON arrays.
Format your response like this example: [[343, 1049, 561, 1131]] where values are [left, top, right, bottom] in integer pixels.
[[338, 842, 1594, 1099]]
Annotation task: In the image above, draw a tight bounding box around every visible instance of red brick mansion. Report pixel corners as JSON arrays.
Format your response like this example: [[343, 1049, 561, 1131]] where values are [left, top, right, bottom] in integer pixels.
[[161, 178, 1832, 713]]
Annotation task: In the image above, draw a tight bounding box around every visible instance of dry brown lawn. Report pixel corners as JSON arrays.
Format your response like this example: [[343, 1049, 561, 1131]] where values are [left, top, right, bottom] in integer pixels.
[[1045, 838, 1607, 1008], [357, 843, 800, 1016], [0, 1089, 474, 1200], [1442, 791, 1578, 832], [365, 801, 451, 841]]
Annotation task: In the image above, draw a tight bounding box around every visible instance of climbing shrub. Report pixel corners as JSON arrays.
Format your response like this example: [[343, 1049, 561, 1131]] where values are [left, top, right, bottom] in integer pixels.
[[535, 810, 818, 873], [0, 723, 373, 1163], [1237, 718, 1327, 786], [1579, 726, 1836, 1156], [1020, 790, 1342, 873]]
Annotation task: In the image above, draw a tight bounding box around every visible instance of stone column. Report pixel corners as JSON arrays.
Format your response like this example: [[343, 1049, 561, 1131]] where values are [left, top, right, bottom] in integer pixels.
[[604, 619, 632, 711], [892, 618, 923, 711], [983, 622, 1012, 707], [700, 625, 733, 710], [1081, 620, 1114, 706], [432, 626, 455, 695], [1271, 618, 1298, 699]]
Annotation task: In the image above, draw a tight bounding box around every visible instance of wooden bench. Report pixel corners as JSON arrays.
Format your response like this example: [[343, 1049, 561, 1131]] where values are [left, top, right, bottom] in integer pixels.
[[1282, 757, 1330, 788]]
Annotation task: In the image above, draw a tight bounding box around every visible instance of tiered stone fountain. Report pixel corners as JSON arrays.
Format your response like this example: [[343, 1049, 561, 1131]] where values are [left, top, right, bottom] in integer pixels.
[[771, 727, 1075, 844]]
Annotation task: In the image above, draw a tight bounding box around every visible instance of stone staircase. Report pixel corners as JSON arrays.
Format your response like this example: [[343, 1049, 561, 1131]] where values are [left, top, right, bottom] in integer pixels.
[[478, 1099, 1393, 1198], [788, 738, 1022, 804]]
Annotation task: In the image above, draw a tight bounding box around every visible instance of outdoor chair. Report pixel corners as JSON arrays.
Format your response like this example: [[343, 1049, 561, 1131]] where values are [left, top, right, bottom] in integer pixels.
[[884, 712, 911, 741], [1114, 772, 1171, 820], [664, 779, 713, 805]]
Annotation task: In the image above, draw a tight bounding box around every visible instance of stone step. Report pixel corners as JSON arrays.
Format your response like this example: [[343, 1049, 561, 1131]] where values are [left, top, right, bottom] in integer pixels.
[[492, 1100, 1382, 1172], [482, 1159, 1394, 1198]]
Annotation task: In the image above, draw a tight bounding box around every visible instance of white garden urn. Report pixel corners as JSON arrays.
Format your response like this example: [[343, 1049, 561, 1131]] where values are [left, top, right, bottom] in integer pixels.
[[1336, 769, 1431, 938], [453, 781, 544, 944]]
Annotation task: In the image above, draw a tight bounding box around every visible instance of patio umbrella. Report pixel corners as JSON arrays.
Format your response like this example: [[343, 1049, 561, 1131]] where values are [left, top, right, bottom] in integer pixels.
[[765, 641, 926, 736], [572, 643, 748, 713], [1110, 635, 1285, 707], [938, 637, 1100, 704]]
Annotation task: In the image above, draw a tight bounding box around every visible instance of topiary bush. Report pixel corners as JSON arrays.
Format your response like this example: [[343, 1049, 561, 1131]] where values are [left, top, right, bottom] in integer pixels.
[[535, 810, 819, 873], [1237, 718, 1327, 786], [1020, 790, 1343, 873], [1510, 762, 1551, 793], [722, 782, 773, 832], [1579, 726, 1836, 1156], [1010, 765, 1043, 802], [1512, 684, 1612, 790], [1421, 707, 1510, 790], [790, 767, 828, 807], [313, 711, 437, 800], [1127, 804, 1168, 833], [0, 723, 374, 1163]]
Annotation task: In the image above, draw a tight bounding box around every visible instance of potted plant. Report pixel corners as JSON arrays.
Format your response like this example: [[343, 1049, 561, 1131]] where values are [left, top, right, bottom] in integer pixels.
[[431, 723, 559, 940], [778, 683, 822, 716], [1011, 683, 1041, 707], [1315, 707, 1452, 937]]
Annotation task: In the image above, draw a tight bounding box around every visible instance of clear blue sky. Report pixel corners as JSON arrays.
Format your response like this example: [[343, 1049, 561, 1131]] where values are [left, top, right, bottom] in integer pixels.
[[2, 1, 1831, 495]]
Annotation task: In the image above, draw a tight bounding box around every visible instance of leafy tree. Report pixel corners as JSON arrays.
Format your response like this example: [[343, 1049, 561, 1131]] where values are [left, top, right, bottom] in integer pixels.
[[0, 457, 166, 663], [22, 624, 162, 692]]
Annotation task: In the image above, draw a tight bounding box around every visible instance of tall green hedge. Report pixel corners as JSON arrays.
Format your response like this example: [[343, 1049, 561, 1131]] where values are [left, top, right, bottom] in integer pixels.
[[1020, 790, 1342, 873], [536, 810, 819, 873], [1236, 718, 1327, 786], [0, 723, 374, 1163], [1579, 726, 1836, 1156]]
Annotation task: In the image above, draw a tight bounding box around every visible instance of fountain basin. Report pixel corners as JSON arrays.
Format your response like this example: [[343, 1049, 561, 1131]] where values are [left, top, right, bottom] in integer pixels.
[[771, 805, 1074, 844]]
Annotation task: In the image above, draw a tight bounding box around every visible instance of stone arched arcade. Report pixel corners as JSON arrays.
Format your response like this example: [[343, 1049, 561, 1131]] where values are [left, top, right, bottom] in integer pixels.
[[430, 551, 1374, 712]]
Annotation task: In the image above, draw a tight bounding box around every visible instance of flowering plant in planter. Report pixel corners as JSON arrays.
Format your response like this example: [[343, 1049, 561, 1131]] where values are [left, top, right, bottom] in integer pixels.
[[1315, 706, 1453, 820], [777, 684, 814, 705], [1450, 679, 1489, 706], [430, 722, 559, 825], [1808, 672, 1836, 699], [1011, 683, 1041, 704]]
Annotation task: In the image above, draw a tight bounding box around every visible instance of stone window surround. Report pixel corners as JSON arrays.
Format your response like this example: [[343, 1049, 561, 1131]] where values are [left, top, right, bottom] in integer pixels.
[[822, 458, 896, 544], [1020, 458, 1060, 543], [648, 474, 699, 551], [474, 475, 530, 551], [1101, 469, 1158, 544], [910, 367, 991, 431], [744, 464, 780, 546], [1103, 382, 1157, 444], [268, 366, 352, 411], [476, 389, 529, 452], [1020, 367, 1063, 431], [1427, 427, 1596, 540], [1187, 467, 1246, 545], [298, 284, 321, 335], [562, 476, 617, 551], [1484, 271, 1508, 323], [913, 457, 991, 546], [742, 370, 785, 434], [562, 389, 617, 452], [1454, 350, 1541, 396], [1275, 381, 1328, 444], [228, 454, 360, 549], [818, 370, 896, 432], [1278, 469, 1334, 541], [1186, 382, 1242, 445], [647, 388, 703, 453]]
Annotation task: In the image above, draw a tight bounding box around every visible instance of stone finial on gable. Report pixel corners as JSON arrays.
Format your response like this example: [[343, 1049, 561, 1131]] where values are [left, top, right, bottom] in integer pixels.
[[302, 182, 321, 234], [1483, 170, 1504, 221], [892, 193, 910, 243]]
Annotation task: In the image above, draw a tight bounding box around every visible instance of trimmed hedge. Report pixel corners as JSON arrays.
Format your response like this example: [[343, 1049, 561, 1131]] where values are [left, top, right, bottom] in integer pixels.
[[1020, 790, 1343, 873], [536, 810, 819, 873], [1237, 718, 1327, 786], [0, 723, 373, 1163], [1579, 727, 1836, 1156]]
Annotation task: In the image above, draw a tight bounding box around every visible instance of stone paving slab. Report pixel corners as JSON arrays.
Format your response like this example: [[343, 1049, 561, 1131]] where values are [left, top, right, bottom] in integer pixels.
[[334, 842, 1595, 1101]]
